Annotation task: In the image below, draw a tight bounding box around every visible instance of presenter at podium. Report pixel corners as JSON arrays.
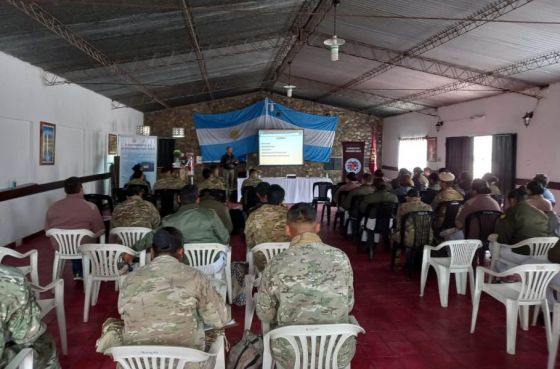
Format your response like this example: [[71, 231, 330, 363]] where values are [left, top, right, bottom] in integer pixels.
[[220, 146, 239, 194]]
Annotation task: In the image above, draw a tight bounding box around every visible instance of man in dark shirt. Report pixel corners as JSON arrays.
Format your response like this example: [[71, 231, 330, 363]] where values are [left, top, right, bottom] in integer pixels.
[[220, 146, 238, 194]]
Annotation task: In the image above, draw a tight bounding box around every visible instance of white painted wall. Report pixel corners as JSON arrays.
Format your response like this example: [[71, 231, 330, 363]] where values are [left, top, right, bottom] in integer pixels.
[[0, 52, 142, 246], [382, 82, 560, 209]]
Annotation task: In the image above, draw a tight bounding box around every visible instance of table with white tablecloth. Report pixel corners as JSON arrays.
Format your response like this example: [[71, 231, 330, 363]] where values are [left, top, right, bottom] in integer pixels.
[[237, 177, 333, 203]]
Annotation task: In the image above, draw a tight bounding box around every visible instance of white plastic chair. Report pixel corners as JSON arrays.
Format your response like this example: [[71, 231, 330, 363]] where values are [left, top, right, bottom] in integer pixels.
[[46, 228, 95, 282], [106, 335, 225, 369], [110, 227, 152, 247], [548, 302, 560, 369], [80, 244, 137, 323], [420, 240, 482, 308], [31, 279, 68, 355], [5, 348, 33, 369], [470, 264, 560, 355], [0, 247, 39, 287], [263, 324, 365, 369], [489, 236, 559, 280], [245, 242, 290, 331], [183, 243, 232, 304]]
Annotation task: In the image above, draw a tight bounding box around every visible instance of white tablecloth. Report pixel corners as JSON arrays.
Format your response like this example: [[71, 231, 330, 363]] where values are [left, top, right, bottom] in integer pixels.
[[237, 177, 333, 203]]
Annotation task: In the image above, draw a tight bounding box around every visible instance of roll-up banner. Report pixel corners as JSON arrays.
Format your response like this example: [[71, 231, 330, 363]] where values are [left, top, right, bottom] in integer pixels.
[[342, 141, 365, 181], [118, 135, 158, 187]]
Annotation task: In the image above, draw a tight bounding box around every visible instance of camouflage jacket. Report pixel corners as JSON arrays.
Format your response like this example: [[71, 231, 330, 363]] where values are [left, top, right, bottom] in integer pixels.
[[118, 255, 229, 350], [431, 188, 464, 228], [256, 232, 355, 368], [153, 176, 186, 191], [241, 177, 262, 188], [245, 204, 290, 271], [0, 266, 60, 369], [198, 177, 227, 192], [393, 199, 433, 247], [111, 196, 161, 229]]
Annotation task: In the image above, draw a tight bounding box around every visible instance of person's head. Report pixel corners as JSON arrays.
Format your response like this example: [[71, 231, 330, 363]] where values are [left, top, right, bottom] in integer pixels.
[[459, 171, 473, 183], [286, 203, 319, 238], [413, 167, 423, 175], [151, 227, 184, 260], [362, 173, 373, 185], [406, 188, 420, 201], [126, 184, 144, 198], [399, 174, 413, 187], [373, 169, 384, 178], [346, 172, 357, 183], [508, 187, 527, 207], [398, 168, 411, 177], [131, 170, 144, 180], [428, 172, 439, 185], [482, 173, 498, 184], [202, 167, 212, 180], [226, 146, 233, 155], [438, 172, 455, 189], [438, 168, 449, 174], [210, 165, 220, 177], [534, 174, 550, 188], [423, 167, 432, 176], [256, 182, 270, 202], [132, 163, 143, 172], [373, 177, 387, 191], [267, 184, 285, 205], [526, 180, 545, 196], [178, 184, 198, 205], [64, 177, 82, 195], [199, 188, 218, 201], [161, 166, 173, 176], [249, 168, 258, 178], [471, 179, 491, 195]]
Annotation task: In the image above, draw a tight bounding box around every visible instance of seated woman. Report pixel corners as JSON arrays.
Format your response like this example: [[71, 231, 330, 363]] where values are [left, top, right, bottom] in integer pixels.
[[393, 174, 414, 199], [526, 180, 553, 213], [455, 179, 501, 239], [482, 173, 501, 196]]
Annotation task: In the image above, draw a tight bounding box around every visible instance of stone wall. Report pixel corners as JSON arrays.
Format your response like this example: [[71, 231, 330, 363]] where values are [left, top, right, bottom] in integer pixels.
[[145, 92, 382, 183]]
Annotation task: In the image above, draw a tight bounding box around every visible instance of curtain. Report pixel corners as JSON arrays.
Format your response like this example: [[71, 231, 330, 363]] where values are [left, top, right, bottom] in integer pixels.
[[157, 138, 176, 168], [445, 136, 473, 176], [492, 134, 517, 195]]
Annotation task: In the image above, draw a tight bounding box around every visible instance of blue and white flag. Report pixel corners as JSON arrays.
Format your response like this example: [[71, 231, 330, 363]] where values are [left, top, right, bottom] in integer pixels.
[[194, 98, 338, 162]]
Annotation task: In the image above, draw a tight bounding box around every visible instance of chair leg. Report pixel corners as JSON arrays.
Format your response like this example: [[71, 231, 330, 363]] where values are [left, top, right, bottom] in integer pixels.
[[519, 305, 529, 331], [542, 301, 553, 351], [326, 205, 331, 225], [435, 268, 450, 308], [468, 267, 476, 303], [226, 263, 233, 305], [533, 305, 542, 327], [419, 258, 429, 297], [52, 254, 60, 282], [320, 203, 326, 224], [92, 281, 101, 306], [547, 304, 560, 369], [83, 278, 92, 323], [506, 300, 519, 355], [243, 276, 255, 332], [456, 272, 468, 295], [57, 300, 68, 355], [470, 288, 481, 333]]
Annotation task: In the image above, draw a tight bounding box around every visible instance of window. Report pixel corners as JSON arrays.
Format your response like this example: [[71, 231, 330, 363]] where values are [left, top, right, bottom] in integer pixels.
[[398, 138, 427, 172], [473, 135, 493, 179]]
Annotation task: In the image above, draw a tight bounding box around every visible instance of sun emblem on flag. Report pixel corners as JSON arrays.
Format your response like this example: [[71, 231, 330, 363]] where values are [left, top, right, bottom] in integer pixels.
[[229, 129, 240, 139]]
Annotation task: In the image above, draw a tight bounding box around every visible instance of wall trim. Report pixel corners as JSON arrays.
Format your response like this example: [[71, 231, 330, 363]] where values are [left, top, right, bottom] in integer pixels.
[[381, 165, 398, 172]]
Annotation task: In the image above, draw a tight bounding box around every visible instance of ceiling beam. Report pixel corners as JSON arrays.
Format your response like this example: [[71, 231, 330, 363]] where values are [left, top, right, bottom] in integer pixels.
[[178, 0, 213, 100], [371, 49, 560, 113], [317, 0, 535, 100], [7, 0, 170, 109], [308, 33, 541, 99], [263, 0, 332, 86]]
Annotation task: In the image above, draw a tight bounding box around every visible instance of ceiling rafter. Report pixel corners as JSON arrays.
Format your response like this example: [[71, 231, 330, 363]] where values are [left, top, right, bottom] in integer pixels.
[[316, 0, 535, 100], [178, 0, 213, 99], [370, 49, 560, 113], [6, 0, 170, 109]]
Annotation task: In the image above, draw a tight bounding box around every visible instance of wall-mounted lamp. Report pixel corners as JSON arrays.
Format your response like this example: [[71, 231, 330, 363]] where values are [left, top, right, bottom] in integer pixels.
[[172, 127, 185, 138], [435, 121, 444, 132], [136, 125, 151, 136], [523, 112, 534, 127]]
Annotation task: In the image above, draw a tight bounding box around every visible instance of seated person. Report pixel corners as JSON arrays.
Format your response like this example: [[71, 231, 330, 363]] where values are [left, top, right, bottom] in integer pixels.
[[342, 173, 374, 212], [127, 170, 151, 193], [391, 188, 433, 249], [534, 173, 556, 206], [247, 181, 270, 214], [198, 166, 226, 193], [431, 172, 464, 229], [45, 176, 105, 280], [455, 179, 501, 238], [118, 227, 229, 351], [256, 203, 355, 369], [526, 180, 553, 213], [423, 167, 432, 177], [421, 172, 440, 205], [373, 169, 392, 190], [334, 172, 360, 202], [245, 185, 290, 271], [241, 168, 262, 189], [412, 167, 428, 192], [390, 168, 411, 191], [199, 188, 233, 234], [153, 166, 185, 190], [0, 265, 60, 369], [457, 171, 473, 197], [359, 178, 398, 217], [482, 173, 501, 196], [111, 184, 160, 229], [493, 187, 551, 272], [393, 174, 414, 198]]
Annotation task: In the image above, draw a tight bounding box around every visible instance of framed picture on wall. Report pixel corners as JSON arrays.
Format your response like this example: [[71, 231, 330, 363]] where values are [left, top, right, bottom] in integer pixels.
[[108, 133, 118, 155], [427, 137, 437, 162], [39, 121, 56, 165]]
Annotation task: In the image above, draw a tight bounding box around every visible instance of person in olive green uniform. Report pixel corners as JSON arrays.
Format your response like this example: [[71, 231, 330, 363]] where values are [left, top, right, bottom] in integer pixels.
[[431, 172, 464, 229], [391, 188, 433, 248], [493, 187, 552, 272], [199, 189, 233, 234], [359, 178, 398, 216], [342, 174, 374, 215]]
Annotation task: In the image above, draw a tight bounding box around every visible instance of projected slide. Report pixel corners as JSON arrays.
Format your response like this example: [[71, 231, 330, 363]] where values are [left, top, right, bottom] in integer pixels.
[[259, 129, 304, 166]]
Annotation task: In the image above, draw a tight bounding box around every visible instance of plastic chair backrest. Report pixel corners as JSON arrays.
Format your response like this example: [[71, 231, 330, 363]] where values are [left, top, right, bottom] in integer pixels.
[[401, 211, 434, 248], [444, 240, 482, 267], [264, 324, 365, 369], [520, 237, 560, 257], [349, 195, 366, 218], [464, 210, 502, 243], [313, 182, 333, 201], [365, 202, 397, 232], [46, 229, 95, 256], [84, 194, 114, 214], [509, 264, 560, 302], [0, 247, 39, 285], [435, 201, 462, 230], [80, 244, 136, 278], [251, 242, 290, 265], [5, 348, 33, 369], [336, 191, 350, 208], [183, 243, 228, 267], [107, 345, 214, 369], [154, 189, 180, 217], [110, 227, 152, 247]]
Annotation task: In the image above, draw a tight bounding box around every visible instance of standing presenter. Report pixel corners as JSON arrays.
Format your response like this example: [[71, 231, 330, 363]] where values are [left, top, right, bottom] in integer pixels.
[[220, 146, 239, 195]]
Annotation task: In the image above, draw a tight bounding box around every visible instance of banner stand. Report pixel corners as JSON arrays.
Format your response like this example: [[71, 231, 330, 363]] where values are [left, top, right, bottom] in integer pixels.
[[342, 142, 365, 181]]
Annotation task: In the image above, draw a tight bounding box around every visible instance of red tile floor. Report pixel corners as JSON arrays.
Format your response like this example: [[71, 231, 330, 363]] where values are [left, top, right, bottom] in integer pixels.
[[4, 215, 557, 369]]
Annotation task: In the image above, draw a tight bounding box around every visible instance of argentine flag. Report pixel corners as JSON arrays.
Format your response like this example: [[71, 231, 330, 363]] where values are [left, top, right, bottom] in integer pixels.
[[194, 98, 338, 162]]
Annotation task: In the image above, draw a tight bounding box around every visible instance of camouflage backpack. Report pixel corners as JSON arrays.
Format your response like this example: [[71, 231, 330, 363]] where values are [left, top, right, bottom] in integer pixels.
[[226, 331, 263, 369]]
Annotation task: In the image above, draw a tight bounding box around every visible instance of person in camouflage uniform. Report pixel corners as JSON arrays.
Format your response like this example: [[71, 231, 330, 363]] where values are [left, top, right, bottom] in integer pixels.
[[241, 168, 262, 189], [245, 185, 290, 271], [0, 265, 60, 369], [118, 227, 229, 365], [256, 203, 355, 369], [127, 170, 151, 192], [111, 185, 160, 230], [153, 167, 186, 191], [391, 188, 433, 248], [342, 173, 374, 212], [198, 166, 227, 193], [431, 172, 464, 229]]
